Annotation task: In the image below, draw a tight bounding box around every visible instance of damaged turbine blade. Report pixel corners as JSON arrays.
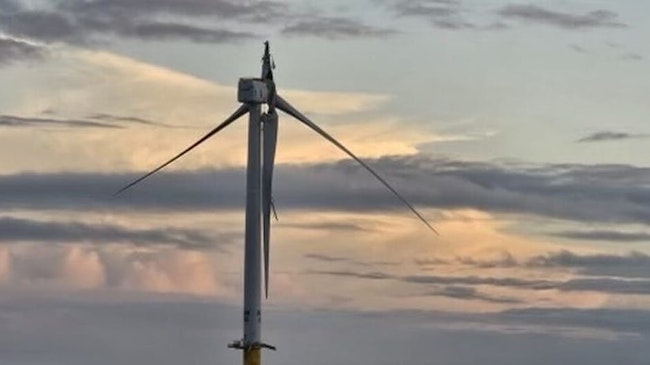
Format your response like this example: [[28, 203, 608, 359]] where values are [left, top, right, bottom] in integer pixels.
[[276, 95, 437, 235], [116, 105, 249, 195]]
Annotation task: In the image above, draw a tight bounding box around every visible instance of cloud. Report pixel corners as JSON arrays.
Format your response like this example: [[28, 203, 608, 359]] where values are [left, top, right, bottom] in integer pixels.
[[528, 250, 650, 269], [0, 11, 82, 43], [551, 230, 650, 242], [0, 216, 232, 249], [527, 250, 650, 279], [310, 270, 394, 280], [497, 307, 650, 335], [111, 21, 256, 43], [305, 253, 397, 267], [424, 285, 523, 304], [3, 244, 232, 295], [414, 257, 449, 266], [0, 114, 122, 129], [450, 249, 650, 281], [577, 131, 647, 143], [385, 0, 475, 30], [621, 53, 644, 61], [86, 113, 166, 127], [62, 0, 288, 22], [4, 155, 650, 229], [431, 249, 650, 281], [455, 252, 518, 268], [419, 249, 650, 271], [283, 221, 368, 232], [1, 1, 399, 44], [311, 269, 559, 290], [281, 16, 396, 39], [5, 293, 650, 365], [0, 48, 410, 173], [0, 37, 47, 65], [392, 0, 461, 17], [305, 253, 351, 263], [498, 4, 626, 29], [280, 89, 391, 115], [402, 274, 557, 290], [312, 263, 650, 296], [569, 44, 587, 53], [559, 278, 650, 295], [0, 3, 262, 45], [0, 0, 18, 12]]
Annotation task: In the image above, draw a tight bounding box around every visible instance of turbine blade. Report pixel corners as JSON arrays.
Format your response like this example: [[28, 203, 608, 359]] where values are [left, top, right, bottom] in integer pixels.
[[276, 95, 438, 235], [115, 105, 249, 195], [262, 41, 274, 81], [270, 197, 279, 221], [262, 111, 278, 298]]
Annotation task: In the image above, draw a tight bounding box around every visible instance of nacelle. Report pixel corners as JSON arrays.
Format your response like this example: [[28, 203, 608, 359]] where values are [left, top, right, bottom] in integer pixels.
[[238, 78, 269, 104]]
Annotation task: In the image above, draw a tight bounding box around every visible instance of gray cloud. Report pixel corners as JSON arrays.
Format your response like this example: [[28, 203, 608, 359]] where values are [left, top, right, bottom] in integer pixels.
[[0, 170, 239, 212], [305, 253, 397, 267], [311, 269, 559, 290], [498, 4, 626, 29], [414, 257, 449, 266], [527, 250, 650, 279], [0, 0, 19, 12], [4, 293, 650, 365], [456, 252, 517, 268], [309, 270, 395, 280], [4, 155, 650, 229], [313, 265, 650, 296], [0, 3, 262, 45], [0, 37, 46, 65], [577, 131, 647, 143], [85, 113, 190, 129], [424, 285, 523, 304], [528, 250, 650, 269], [621, 52, 644, 61], [552, 230, 650, 242], [559, 278, 650, 295], [393, 0, 461, 17], [497, 307, 650, 335], [1, 1, 391, 44], [569, 44, 587, 53], [281, 16, 396, 39], [87, 113, 162, 127], [0, 115, 122, 129], [0, 216, 231, 249], [431, 19, 475, 30], [386, 0, 475, 30], [418, 250, 650, 270], [402, 274, 557, 290], [0, 11, 82, 43], [111, 21, 255, 43], [305, 253, 351, 263], [282, 221, 368, 232], [432, 249, 650, 280], [61, 0, 288, 22]]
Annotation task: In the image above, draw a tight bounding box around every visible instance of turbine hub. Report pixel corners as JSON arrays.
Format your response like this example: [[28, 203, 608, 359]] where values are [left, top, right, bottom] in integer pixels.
[[238, 78, 269, 104]]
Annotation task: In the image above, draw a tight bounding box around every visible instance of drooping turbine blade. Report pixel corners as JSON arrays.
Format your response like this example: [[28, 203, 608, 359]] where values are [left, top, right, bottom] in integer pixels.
[[261, 41, 277, 114], [262, 111, 278, 298], [115, 105, 249, 195], [270, 198, 279, 221], [276, 95, 438, 235]]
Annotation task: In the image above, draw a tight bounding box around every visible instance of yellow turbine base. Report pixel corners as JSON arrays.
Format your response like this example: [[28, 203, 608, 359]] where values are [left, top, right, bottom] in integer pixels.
[[244, 347, 261, 365]]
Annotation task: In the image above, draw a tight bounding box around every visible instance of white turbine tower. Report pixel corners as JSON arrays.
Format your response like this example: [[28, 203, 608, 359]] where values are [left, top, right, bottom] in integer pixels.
[[116, 42, 436, 365]]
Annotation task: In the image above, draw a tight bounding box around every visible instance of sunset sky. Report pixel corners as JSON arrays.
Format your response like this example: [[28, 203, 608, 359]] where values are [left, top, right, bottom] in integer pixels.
[[1, 0, 650, 364]]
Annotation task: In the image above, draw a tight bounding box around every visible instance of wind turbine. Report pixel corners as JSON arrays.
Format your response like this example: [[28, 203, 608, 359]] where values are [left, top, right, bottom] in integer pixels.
[[116, 42, 436, 365]]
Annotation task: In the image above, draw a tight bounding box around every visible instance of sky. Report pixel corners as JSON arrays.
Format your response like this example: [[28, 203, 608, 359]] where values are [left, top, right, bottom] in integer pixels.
[[1, 0, 650, 364]]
